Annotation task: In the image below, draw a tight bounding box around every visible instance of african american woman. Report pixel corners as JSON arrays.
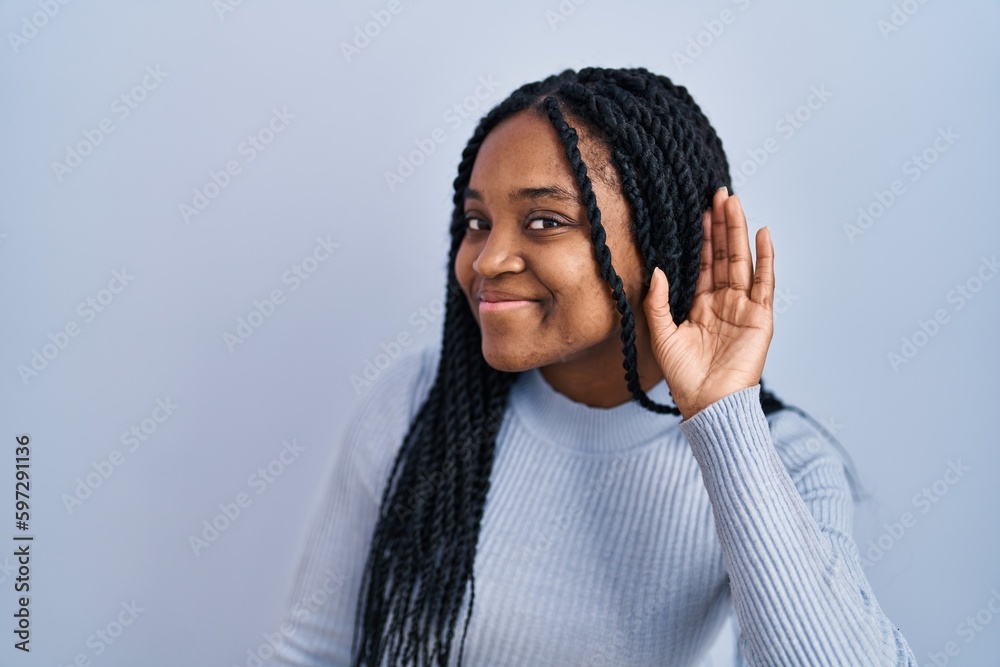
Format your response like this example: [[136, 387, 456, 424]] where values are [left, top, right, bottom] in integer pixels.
[[269, 67, 917, 667]]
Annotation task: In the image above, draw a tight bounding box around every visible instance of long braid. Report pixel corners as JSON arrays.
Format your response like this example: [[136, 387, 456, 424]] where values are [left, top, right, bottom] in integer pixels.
[[350, 76, 567, 666], [542, 95, 667, 414], [353, 67, 804, 667]]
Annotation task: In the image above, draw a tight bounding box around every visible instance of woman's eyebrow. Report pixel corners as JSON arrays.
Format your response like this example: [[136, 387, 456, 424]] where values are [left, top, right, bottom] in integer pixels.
[[463, 185, 582, 206]]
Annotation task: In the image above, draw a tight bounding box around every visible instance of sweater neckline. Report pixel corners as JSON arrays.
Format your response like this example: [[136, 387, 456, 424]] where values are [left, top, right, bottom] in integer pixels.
[[508, 366, 682, 454]]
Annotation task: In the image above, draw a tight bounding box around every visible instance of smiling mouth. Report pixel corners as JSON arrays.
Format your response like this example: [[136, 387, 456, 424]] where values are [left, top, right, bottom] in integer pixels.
[[478, 299, 538, 312]]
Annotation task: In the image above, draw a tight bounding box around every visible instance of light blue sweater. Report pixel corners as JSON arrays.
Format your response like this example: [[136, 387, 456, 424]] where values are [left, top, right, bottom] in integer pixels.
[[269, 343, 917, 666]]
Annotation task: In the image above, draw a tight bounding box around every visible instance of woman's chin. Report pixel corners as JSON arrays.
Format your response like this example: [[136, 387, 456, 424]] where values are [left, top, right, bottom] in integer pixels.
[[480, 342, 542, 373]]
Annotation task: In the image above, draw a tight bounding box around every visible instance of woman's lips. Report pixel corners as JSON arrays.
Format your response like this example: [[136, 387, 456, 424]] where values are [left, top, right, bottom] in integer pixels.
[[479, 299, 537, 312], [476, 289, 543, 313]]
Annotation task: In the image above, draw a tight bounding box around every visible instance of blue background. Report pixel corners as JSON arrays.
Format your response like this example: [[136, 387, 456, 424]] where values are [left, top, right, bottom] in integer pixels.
[[2, 0, 998, 665]]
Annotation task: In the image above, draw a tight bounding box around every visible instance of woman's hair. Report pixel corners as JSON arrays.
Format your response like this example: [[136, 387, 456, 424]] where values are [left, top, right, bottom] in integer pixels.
[[350, 66, 859, 666]]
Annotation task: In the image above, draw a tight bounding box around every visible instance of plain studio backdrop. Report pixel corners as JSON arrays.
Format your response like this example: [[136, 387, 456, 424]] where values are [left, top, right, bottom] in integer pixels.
[[2, 1, 998, 665]]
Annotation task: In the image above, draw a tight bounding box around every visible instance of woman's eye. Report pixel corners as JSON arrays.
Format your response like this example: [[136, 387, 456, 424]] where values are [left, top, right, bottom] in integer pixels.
[[527, 217, 564, 230], [463, 215, 564, 232]]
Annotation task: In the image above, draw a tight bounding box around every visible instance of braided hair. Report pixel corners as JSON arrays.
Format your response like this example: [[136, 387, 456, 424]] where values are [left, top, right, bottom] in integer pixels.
[[350, 66, 853, 666]]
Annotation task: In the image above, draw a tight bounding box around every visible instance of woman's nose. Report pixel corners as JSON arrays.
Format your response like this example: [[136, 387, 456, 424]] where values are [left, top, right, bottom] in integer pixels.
[[472, 224, 525, 276]]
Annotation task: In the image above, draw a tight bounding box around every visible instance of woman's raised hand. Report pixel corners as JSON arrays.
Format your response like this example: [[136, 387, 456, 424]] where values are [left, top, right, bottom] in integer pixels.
[[643, 187, 775, 420]]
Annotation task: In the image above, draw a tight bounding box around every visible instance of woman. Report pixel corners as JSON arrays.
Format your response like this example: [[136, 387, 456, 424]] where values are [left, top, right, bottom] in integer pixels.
[[271, 67, 917, 666]]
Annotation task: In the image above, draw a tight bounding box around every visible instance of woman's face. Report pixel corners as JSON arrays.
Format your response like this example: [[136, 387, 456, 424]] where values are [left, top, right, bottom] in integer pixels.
[[454, 108, 651, 376]]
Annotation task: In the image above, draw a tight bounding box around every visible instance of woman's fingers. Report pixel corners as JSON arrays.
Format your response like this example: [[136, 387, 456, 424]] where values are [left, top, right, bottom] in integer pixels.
[[725, 194, 754, 292], [750, 226, 775, 309], [711, 187, 730, 290], [694, 209, 714, 298], [707, 188, 759, 299]]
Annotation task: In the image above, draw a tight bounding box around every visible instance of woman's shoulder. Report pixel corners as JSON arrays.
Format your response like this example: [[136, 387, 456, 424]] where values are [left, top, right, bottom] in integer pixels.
[[348, 342, 440, 426], [337, 342, 441, 499]]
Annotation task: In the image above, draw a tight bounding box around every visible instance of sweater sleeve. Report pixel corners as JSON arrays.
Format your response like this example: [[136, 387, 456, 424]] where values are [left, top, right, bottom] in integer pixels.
[[267, 345, 438, 666], [677, 384, 917, 666]]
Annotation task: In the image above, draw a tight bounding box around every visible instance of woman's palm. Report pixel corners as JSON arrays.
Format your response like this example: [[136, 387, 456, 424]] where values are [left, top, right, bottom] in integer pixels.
[[644, 189, 775, 419]]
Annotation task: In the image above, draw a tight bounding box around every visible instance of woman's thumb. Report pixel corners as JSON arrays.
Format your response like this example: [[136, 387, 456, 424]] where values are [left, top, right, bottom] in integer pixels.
[[644, 266, 678, 364], [644, 267, 675, 330]]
